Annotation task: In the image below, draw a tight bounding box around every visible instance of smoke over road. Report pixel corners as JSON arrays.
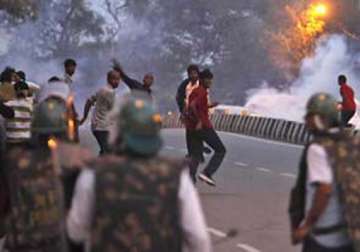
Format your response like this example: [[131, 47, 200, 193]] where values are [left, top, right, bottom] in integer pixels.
[[245, 34, 360, 127]]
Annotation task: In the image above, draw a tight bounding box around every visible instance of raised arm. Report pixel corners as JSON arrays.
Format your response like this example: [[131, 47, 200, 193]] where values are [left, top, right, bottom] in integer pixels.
[[112, 59, 143, 90]]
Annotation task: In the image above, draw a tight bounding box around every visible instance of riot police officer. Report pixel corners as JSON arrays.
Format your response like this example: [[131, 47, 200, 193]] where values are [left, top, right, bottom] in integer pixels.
[[67, 98, 211, 252]]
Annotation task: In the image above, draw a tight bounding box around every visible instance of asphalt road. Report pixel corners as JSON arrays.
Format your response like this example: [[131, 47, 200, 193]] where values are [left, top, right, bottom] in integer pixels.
[[80, 128, 304, 252]]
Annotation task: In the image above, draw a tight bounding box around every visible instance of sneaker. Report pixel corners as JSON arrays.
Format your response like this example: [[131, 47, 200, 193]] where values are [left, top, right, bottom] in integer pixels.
[[198, 173, 216, 186]]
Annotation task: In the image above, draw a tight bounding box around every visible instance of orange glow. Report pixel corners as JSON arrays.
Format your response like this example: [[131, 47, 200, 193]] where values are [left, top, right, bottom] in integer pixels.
[[48, 138, 58, 150], [152, 114, 162, 123], [312, 3, 328, 17], [66, 95, 74, 107], [267, 2, 329, 75], [68, 119, 75, 141]]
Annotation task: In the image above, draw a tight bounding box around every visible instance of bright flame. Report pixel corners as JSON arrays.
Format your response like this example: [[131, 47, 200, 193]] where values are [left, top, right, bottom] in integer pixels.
[[48, 138, 58, 150], [267, 2, 329, 75], [312, 4, 327, 17]]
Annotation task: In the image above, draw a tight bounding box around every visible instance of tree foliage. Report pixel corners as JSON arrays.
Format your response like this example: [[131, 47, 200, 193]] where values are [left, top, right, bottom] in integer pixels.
[[0, 0, 38, 23]]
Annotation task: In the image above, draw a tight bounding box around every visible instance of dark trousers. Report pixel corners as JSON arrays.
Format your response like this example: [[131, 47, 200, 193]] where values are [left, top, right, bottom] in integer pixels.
[[188, 128, 226, 181], [92, 130, 110, 155], [303, 237, 354, 252], [341, 110, 355, 127]]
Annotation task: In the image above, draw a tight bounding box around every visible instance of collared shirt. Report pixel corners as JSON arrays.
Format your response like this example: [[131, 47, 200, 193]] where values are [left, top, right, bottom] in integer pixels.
[[67, 169, 212, 252], [306, 143, 351, 248]]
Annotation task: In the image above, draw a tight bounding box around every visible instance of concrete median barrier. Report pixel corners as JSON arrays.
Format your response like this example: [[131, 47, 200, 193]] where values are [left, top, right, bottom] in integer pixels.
[[162, 112, 353, 146]]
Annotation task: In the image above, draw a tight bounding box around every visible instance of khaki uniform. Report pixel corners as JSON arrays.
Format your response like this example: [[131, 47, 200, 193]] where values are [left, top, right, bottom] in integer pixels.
[[91, 156, 184, 252], [5, 147, 67, 252]]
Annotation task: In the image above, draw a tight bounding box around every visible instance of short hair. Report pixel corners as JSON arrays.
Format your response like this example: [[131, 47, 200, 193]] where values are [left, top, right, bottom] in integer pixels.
[[14, 81, 29, 91], [338, 75, 347, 84], [64, 58, 77, 67], [144, 73, 154, 78], [0, 67, 16, 82], [199, 69, 213, 80], [187, 64, 200, 74], [48, 76, 61, 83], [107, 70, 119, 82], [17, 71, 26, 81]]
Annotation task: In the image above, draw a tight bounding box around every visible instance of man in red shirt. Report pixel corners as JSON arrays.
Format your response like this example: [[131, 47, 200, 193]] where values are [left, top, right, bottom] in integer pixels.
[[338, 75, 356, 126], [186, 69, 226, 186]]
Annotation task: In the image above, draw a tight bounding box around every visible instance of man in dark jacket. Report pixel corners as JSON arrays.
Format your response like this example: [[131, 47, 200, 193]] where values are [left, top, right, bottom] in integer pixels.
[[176, 64, 200, 115], [112, 60, 154, 97]]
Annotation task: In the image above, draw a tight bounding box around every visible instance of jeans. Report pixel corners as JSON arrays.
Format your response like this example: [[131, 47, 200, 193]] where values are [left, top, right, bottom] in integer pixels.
[[92, 130, 110, 155], [341, 110, 355, 127], [188, 128, 226, 182], [303, 237, 354, 252]]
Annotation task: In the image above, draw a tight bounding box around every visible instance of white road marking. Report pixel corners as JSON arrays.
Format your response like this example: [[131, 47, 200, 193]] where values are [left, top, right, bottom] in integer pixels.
[[235, 162, 248, 167], [207, 227, 227, 238], [280, 173, 297, 179], [165, 146, 176, 150], [256, 167, 272, 173], [237, 243, 261, 252]]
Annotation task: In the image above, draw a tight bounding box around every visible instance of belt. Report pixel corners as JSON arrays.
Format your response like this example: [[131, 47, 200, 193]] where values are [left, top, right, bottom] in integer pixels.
[[312, 223, 347, 235]]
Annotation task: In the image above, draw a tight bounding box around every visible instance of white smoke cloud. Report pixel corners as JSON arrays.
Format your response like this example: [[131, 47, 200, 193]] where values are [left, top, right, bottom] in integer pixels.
[[245, 34, 360, 127], [0, 28, 12, 56]]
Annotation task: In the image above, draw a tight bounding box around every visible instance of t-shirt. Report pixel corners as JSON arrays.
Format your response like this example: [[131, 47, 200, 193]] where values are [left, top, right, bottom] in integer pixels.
[[90, 84, 130, 131], [340, 84, 356, 111], [5, 98, 33, 144], [306, 144, 351, 248]]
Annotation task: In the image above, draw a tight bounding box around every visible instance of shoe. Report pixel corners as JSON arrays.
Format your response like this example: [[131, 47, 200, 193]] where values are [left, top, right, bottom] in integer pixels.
[[198, 173, 216, 186], [203, 146, 212, 154]]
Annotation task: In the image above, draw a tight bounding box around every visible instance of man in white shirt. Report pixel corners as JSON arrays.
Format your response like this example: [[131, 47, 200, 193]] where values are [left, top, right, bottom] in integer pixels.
[[63, 58, 77, 89], [80, 70, 130, 155], [290, 93, 355, 252], [67, 98, 211, 252]]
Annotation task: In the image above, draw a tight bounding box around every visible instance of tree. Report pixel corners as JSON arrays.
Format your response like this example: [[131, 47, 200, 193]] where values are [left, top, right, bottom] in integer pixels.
[[35, 0, 105, 57], [0, 0, 38, 24]]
